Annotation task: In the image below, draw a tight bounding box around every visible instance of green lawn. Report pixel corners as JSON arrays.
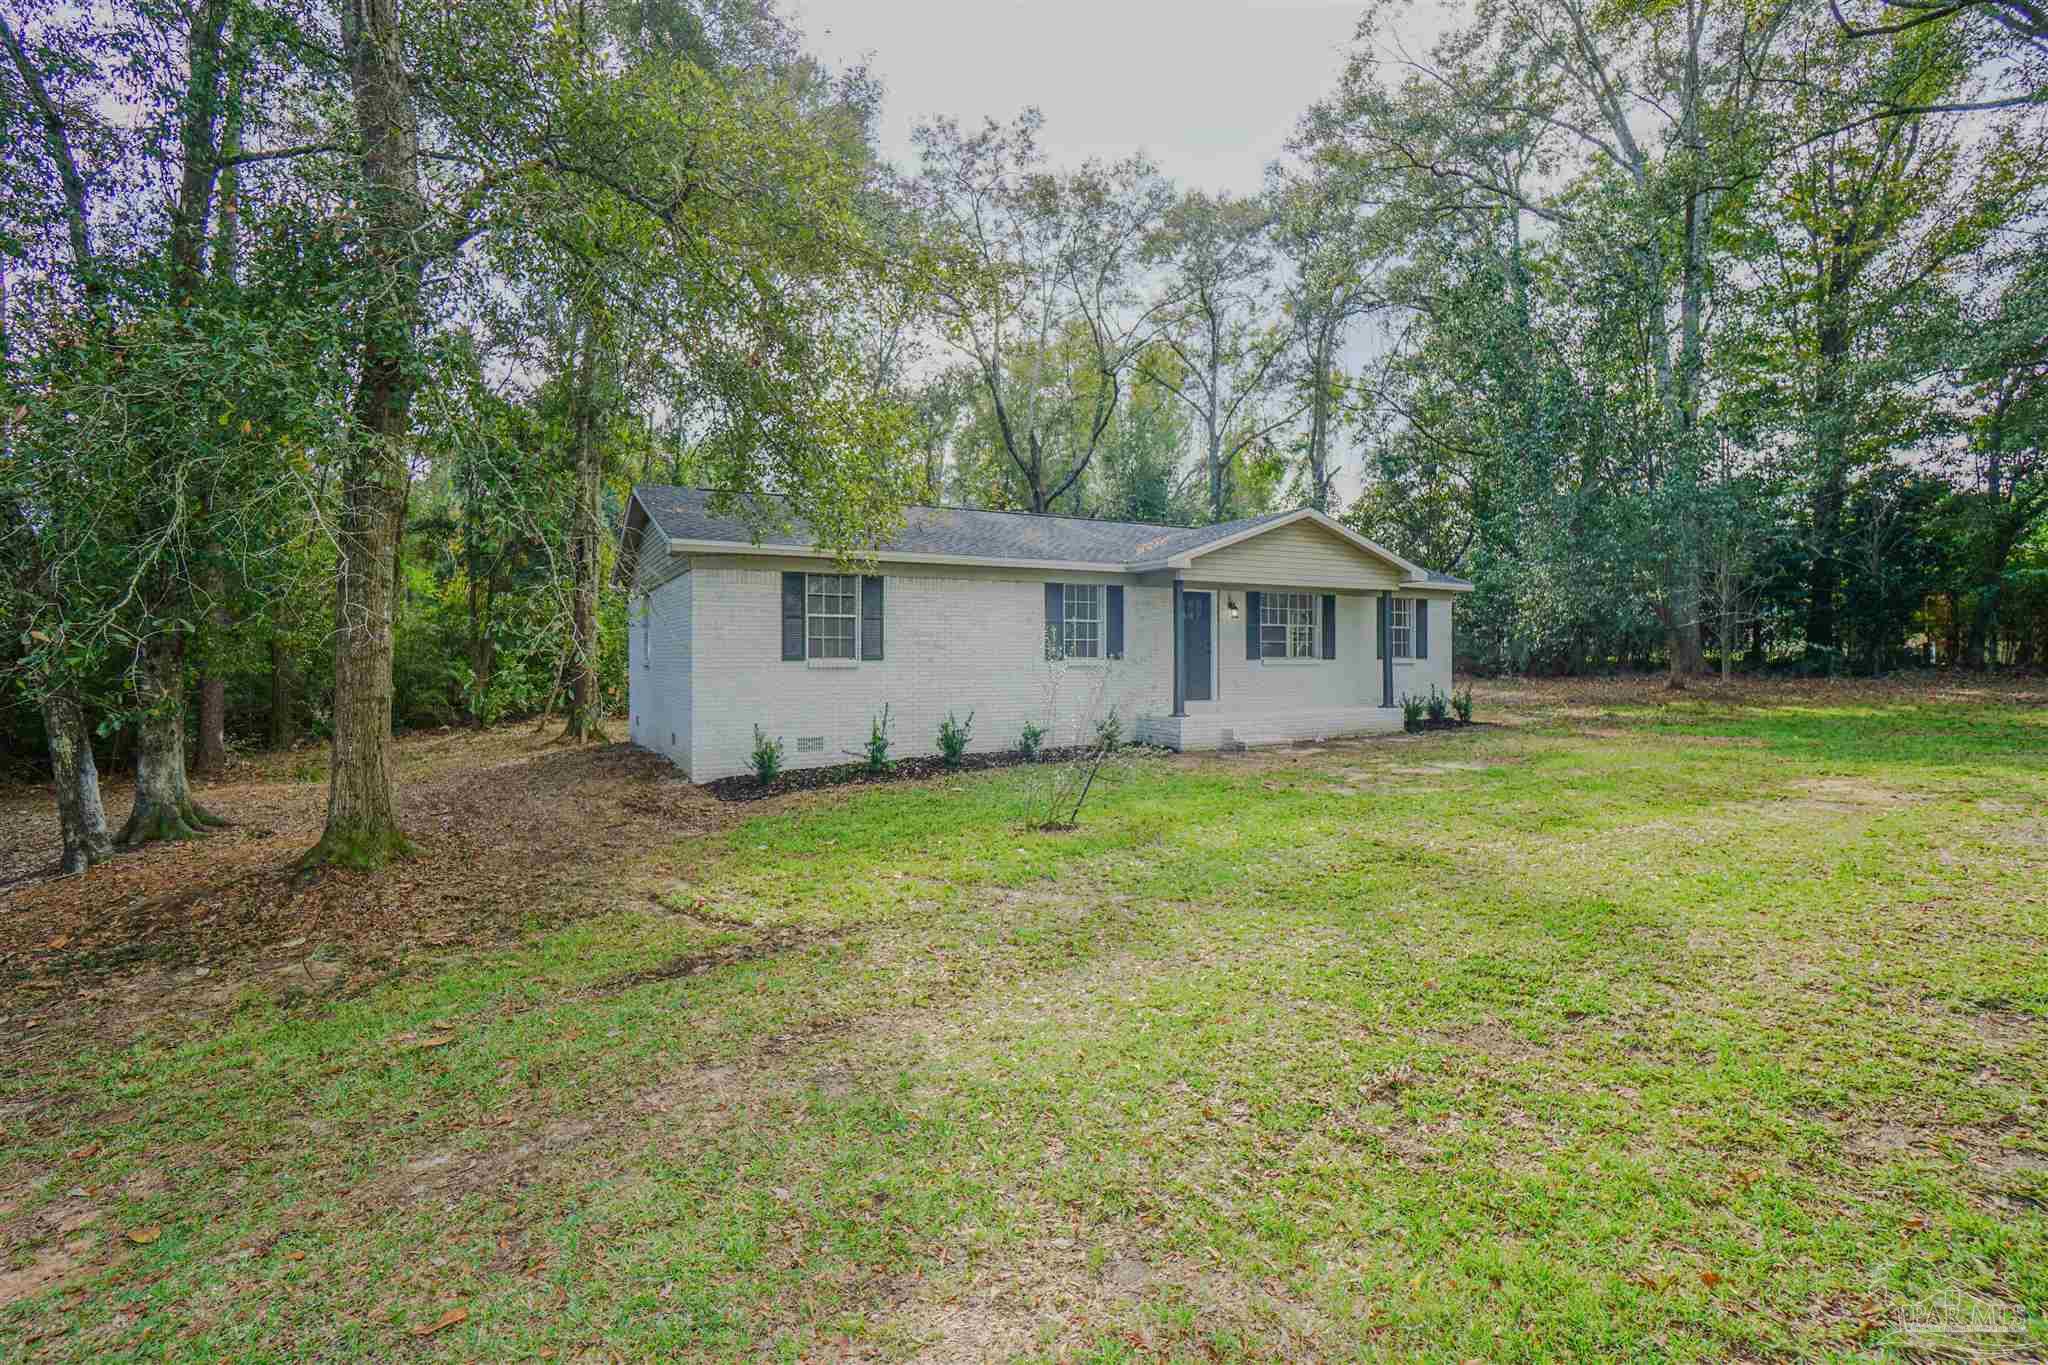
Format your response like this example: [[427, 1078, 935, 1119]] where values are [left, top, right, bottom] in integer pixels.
[[4, 687, 2046, 1360]]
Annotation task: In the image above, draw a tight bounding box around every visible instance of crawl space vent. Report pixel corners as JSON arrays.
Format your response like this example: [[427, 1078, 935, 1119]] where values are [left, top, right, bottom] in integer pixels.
[[796, 736, 825, 753]]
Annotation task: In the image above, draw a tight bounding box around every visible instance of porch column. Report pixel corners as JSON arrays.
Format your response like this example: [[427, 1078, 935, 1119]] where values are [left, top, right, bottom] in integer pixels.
[[1378, 589, 1394, 707], [1171, 579, 1186, 717]]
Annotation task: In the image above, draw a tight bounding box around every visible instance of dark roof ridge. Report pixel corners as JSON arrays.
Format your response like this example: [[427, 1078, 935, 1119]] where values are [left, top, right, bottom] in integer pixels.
[[635, 484, 1286, 537]]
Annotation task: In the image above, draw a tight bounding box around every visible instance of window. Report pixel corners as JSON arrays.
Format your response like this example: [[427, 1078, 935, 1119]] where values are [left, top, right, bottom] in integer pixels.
[[806, 573, 858, 659], [1389, 597, 1413, 659], [640, 604, 650, 668], [1062, 584, 1103, 658], [1260, 591, 1316, 659]]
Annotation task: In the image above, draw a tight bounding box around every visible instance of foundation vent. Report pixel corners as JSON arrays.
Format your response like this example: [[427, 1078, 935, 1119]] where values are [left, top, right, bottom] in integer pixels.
[[796, 736, 825, 753]]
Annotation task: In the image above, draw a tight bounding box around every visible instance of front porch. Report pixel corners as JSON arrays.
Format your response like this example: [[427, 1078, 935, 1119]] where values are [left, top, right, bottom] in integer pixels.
[[1137, 704, 1403, 752]]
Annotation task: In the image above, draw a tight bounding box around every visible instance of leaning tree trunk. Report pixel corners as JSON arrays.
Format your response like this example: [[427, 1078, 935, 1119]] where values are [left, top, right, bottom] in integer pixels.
[[44, 691, 113, 874], [119, 635, 226, 845], [563, 325, 607, 743], [304, 0, 422, 870]]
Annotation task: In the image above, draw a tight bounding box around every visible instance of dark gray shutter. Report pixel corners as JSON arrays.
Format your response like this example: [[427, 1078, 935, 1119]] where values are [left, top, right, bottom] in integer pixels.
[[1322, 594, 1337, 659], [1377, 594, 1389, 656], [1245, 590, 1262, 659], [1106, 586, 1124, 659], [1044, 582, 1064, 658], [860, 575, 884, 659], [781, 572, 805, 660], [1415, 598, 1429, 658]]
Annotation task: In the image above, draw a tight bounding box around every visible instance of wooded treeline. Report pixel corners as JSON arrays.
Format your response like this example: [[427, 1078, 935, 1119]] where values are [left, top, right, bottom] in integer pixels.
[[2, 0, 2044, 873]]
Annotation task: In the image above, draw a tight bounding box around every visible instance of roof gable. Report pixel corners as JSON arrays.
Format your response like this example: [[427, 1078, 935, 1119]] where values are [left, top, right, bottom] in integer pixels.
[[1156, 508, 1421, 580]]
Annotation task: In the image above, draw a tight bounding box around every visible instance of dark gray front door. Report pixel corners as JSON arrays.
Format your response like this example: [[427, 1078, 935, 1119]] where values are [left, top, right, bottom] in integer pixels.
[[1182, 591, 1213, 702]]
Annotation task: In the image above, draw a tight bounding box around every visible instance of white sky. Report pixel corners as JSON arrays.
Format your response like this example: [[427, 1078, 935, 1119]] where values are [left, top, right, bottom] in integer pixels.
[[792, 0, 1459, 194]]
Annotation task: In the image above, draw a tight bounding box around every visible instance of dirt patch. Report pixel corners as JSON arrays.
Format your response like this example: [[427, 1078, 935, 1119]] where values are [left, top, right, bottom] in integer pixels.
[[1790, 778, 1931, 808], [890, 1242, 1328, 1362], [1845, 1121, 1923, 1162], [0, 729, 733, 1057], [0, 1243, 84, 1308], [1973, 1010, 2046, 1047], [362, 1119, 602, 1213], [1426, 1019, 1552, 1064]]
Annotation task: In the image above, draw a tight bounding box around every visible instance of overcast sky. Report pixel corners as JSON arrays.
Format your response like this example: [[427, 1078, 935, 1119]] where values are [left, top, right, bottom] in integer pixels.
[[791, 0, 1458, 193]]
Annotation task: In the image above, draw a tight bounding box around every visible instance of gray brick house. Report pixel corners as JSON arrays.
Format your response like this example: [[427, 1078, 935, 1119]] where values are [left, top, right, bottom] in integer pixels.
[[618, 487, 1471, 781]]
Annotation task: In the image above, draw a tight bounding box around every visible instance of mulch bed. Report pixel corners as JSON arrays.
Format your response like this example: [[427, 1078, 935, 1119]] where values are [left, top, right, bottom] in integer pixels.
[[705, 745, 1110, 802], [1406, 718, 1485, 733]]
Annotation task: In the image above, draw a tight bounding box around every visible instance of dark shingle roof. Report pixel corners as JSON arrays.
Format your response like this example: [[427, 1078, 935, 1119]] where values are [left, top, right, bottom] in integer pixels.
[[629, 486, 1469, 586]]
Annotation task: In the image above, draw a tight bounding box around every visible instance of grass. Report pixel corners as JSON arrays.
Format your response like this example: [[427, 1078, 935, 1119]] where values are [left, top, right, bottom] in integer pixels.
[[2, 683, 2045, 1360]]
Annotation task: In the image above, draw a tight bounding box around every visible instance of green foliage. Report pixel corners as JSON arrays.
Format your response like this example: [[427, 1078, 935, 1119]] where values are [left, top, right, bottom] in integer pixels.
[[1399, 694, 1427, 732], [750, 726, 785, 785], [1017, 719, 1047, 759], [1452, 687, 1473, 723], [858, 704, 893, 774], [1094, 704, 1124, 752], [1425, 686, 1449, 724], [936, 709, 974, 767]]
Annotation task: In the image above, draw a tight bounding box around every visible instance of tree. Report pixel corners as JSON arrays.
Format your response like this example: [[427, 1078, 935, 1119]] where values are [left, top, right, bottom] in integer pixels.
[[1268, 162, 1387, 512], [2, 0, 342, 851], [909, 111, 1175, 513], [306, 0, 918, 867], [1146, 192, 1297, 522]]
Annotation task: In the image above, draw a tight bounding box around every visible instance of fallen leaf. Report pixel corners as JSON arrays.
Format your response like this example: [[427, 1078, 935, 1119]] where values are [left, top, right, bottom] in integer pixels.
[[68, 1143, 101, 1161], [1699, 1270, 1722, 1289], [411, 1306, 468, 1336], [47, 936, 70, 949], [288, 1250, 306, 1261], [127, 1227, 161, 1245], [405, 1034, 456, 1050]]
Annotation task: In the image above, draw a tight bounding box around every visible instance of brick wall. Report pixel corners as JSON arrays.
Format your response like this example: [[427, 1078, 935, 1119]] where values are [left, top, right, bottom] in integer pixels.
[[628, 568, 692, 772], [686, 563, 1171, 782], [632, 559, 1460, 783]]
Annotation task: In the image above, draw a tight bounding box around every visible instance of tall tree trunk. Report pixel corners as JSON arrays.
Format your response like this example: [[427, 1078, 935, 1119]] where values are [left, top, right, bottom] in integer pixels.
[[268, 634, 294, 749], [119, 635, 226, 844], [1305, 317, 1336, 513], [305, 0, 423, 869], [195, 670, 228, 774], [193, 73, 243, 778], [563, 316, 607, 742], [117, 1, 234, 834], [44, 691, 113, 874], [1805, 307, 1850, 662]]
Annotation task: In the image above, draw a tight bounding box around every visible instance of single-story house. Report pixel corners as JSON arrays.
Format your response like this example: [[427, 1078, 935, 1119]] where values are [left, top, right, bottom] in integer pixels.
[[619, 486, 1472, 782]]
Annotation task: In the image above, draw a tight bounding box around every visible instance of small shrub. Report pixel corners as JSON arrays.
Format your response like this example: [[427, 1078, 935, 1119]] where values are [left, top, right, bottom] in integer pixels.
[[1426, 686, 1449, 723], [750, 726, 784, 784], [1452, 687, 1473, 724], [1094, 704, 1123, 752], [1017, 719, 1046, 759], [858, 703, 893, 774], [1399, 693, 1426, 732], [937, 709, 975, 767]]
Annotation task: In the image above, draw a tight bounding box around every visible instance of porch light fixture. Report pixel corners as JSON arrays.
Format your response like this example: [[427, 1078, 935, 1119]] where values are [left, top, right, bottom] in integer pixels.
[[1226, 594, 1241, 621]]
